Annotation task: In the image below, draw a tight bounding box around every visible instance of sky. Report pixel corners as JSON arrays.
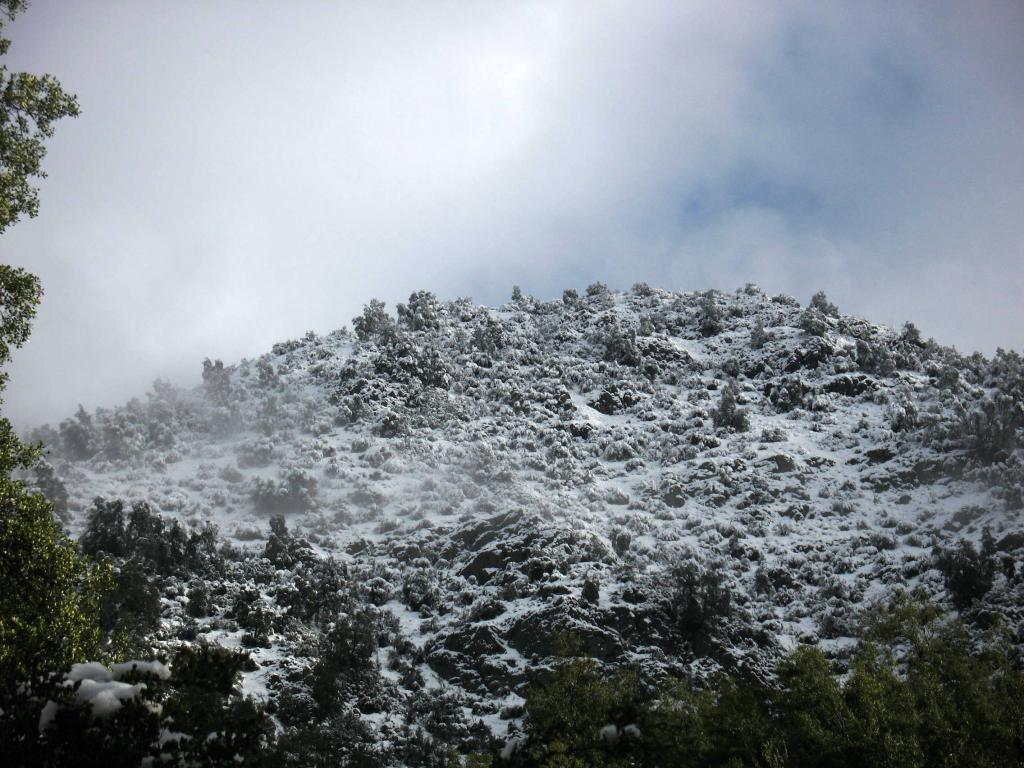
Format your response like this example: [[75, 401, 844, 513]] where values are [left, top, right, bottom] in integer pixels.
[[2, 0, 1023, 428]]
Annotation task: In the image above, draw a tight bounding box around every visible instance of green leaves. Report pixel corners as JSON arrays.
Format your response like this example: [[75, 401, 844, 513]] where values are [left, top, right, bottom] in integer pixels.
[[0, 0, 79, 233], [519, 653, 644, 768], [0, 482, 113, 691], [0, 0, 103, 707], [0, 265, 40, 363], [508, 597, 1024, 768], [5, 647, 274, 766]]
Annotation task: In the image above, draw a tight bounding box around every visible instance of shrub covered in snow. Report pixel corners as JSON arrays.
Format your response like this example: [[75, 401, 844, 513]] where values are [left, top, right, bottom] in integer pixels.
[[3, 647, 272, 766]]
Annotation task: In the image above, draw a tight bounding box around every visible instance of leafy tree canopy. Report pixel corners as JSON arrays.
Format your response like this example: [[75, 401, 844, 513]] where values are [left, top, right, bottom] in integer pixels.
[[0, 0, 109, 700], [1, 0, 80, 233], [501, 595, 1024, 768]]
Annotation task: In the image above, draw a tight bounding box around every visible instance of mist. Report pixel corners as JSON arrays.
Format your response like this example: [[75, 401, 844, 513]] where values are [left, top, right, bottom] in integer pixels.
[[2, 0, 1022, 428]]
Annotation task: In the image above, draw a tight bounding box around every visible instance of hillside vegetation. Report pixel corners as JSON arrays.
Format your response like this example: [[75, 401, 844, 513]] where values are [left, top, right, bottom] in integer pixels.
[[9, 283, 1024, 764]]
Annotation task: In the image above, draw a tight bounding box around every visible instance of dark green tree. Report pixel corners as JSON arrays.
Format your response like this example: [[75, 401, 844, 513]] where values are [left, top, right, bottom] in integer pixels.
[[936, 531, 997, 611], [0, 0, 111, 718], [0, 484, 112, 691], [503, 595, 1024, 768], [0, 269, 112, 693]]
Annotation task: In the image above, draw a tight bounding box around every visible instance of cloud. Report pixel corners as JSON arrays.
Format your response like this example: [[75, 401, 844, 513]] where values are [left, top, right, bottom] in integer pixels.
[[2, 0, 1022, 426]]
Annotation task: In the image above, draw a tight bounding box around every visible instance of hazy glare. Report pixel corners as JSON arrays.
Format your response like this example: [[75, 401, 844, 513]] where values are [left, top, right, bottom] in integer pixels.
[[2, 0, 1022, 428]]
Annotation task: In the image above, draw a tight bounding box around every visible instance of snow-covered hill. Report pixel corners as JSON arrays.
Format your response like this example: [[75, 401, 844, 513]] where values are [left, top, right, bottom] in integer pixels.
[[28, 283, 1024, 757]]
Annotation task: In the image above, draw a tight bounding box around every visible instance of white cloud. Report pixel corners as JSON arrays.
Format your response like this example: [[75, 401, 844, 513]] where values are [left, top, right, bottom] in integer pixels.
[[3, 0, 1022, 426]]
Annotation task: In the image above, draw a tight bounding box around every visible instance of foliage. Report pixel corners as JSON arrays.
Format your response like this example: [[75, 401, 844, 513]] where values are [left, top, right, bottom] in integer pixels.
[[2, 646, 275, 767], [353, 298, 398, 343], [252, 468, 318, 513], [0, 264, 40, 369], [201, 357, 232, 404], [712, 383, 749, 432], [501, 595, 1024, 768], [263, 512, 315, 569], [99, 559, 160, 654], [962, 392, 1023, 463], [58, 404, 99, 460], [602, 322, 641, 367], [666, 563, 733, 655], [0, 165, 111, 697], [270, 609, 393, 765], [0, 1, 80, 233], [372, 335, 452, 390], [750, 317, 768, 350], [856, 338, 896, 376], [512, 646, 645, 767], [309, 608, 381, 715], [698, 291, 722, 337], [78, 498, 224, 654], [397, 290, 442, 332], [809, 290, 839, 318], [0, 486, 112, 692], [31, 456, 68, 520], [799, 307, 829, 337], [80, 497, 222, 578], [935, 531, 997, 611]]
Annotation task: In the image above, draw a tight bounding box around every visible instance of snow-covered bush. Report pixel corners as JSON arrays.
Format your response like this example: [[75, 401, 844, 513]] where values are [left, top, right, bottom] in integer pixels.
[[712, 383, 750, 433], [799, 307, 829, 337], [698, 291, 723, 337], [5, 648, 272, 766], [396, 290, 443, 332], [352, 298, 397, 343], [962, 392, 1023, 463], [808, 290, 839, 318], [252, 469, 318, 514]]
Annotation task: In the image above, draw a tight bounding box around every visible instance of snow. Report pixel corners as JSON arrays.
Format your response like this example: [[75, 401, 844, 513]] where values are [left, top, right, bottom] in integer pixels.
[[39, 661, 165, 732], [34, 285, 1024, 753], [67, 661, 113, 683]]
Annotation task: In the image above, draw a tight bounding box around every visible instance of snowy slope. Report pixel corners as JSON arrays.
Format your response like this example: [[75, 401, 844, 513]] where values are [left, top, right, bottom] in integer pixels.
[[30, 283, 1024, 749]]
